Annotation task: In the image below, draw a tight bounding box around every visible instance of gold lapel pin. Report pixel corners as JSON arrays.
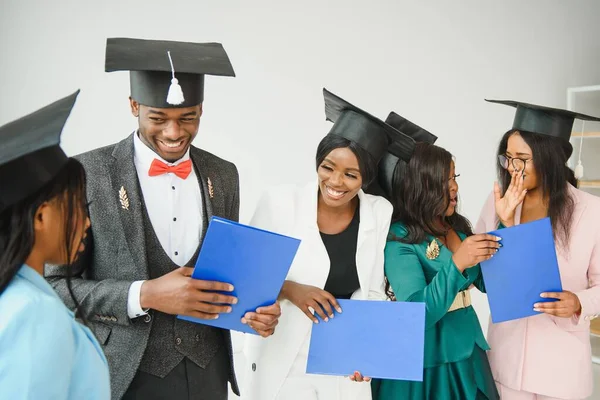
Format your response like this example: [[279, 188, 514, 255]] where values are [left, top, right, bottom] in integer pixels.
[[207, 177, 214, 199], [119, 186, 130, 210], [425, 238, 440, 260]]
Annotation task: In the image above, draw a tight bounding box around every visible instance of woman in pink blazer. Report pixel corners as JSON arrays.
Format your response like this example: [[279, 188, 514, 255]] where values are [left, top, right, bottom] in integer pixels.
[[475, 100, 600, 400]]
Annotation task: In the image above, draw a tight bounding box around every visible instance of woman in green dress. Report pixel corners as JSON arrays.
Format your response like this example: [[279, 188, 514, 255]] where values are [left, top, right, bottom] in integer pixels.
[[372, 142, 501, 400]]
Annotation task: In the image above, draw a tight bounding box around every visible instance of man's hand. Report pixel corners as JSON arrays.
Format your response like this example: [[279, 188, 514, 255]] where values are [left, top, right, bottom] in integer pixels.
[[140, 267, 237, 320]]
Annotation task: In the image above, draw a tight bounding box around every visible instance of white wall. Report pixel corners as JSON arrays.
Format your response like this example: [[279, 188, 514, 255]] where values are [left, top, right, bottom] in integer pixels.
[[2, 0, 600, 395]]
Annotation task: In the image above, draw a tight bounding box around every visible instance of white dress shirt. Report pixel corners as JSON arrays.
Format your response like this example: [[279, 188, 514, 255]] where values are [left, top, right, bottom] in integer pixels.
[[127, 132, 203, 318]]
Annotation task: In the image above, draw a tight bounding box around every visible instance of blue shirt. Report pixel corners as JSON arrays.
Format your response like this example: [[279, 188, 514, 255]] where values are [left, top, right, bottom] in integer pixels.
[[0, 265, 110, 399]]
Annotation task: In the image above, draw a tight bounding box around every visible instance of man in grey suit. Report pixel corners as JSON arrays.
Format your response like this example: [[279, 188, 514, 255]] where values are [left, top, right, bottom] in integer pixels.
[[47, 37, 281, 400]]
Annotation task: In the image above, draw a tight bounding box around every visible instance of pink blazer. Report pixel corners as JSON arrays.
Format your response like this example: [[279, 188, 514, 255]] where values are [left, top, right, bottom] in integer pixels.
[[475, 184, 600, 399]]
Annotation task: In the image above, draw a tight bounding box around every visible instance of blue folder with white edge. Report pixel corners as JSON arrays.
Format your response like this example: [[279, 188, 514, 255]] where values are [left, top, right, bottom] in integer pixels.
[[307, 299, 426, 381], [177, 216, 301, 334], [480, 217, 562, 324]]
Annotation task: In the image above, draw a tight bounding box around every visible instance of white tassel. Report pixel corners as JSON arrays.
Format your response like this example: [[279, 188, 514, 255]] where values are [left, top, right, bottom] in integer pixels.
[[575, 160, 584, 179], [574, 121, 585, 180], [167, 78, 185, 105], [166, 51, 185, 105]]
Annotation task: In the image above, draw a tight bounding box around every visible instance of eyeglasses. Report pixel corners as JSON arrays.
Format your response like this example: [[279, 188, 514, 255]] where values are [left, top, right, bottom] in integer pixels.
[[498, 154, 532, 172]]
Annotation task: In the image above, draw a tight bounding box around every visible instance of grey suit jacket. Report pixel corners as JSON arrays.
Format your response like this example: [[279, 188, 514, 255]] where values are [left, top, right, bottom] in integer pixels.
[[46, 133, 240, 399]]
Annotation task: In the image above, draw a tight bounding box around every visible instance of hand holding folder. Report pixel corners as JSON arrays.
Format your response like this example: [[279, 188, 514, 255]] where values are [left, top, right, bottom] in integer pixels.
[[531, 290, 582, 317], [177, 217, 301, 334], [481, 217, 563, 323]]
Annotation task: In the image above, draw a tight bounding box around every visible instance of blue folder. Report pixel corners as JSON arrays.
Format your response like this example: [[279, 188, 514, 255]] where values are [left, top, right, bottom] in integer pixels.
[[481, 217, 562, 324], [177, 217, 300, 334], [306, 299, 426, 381]]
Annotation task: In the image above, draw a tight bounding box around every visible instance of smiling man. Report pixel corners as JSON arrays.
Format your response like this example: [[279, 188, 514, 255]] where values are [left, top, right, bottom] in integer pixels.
[[46, 37, 281, 400]]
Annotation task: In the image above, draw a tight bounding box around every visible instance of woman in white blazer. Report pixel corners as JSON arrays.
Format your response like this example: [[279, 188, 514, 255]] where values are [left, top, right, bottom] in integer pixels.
[[241, 89, 416, 400]]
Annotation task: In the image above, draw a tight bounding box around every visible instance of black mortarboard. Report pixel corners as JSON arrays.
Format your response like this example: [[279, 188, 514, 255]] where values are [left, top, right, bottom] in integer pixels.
[[372, 111, 438, 198], [0, 90, 79, 211], [385, 112, 438, 144], [323, 88, 415, 162], [485, 99, 600, 141], [105, 37, 236, 108]]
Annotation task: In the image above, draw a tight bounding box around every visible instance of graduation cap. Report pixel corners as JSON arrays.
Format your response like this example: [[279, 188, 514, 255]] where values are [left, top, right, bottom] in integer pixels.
[[105, 37, 236, 108], [323, 88, 415, 162], [0, 90, 79, 211], [487, 99, 600, 179], [385, 112, 438, 144], [485, 99, 600, 142], [372, 112, 438, 199]]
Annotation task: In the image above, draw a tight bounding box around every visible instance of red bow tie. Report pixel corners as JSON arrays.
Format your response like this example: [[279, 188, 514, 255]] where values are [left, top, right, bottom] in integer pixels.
[[148, 159, 192, 179]]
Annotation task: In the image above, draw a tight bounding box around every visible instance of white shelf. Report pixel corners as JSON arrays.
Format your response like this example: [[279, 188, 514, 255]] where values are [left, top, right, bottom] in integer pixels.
[[571, 132, 600, 138], [567, 85, 600, 171], [567, 85, 600, 94], [579, 180, 600, 189]]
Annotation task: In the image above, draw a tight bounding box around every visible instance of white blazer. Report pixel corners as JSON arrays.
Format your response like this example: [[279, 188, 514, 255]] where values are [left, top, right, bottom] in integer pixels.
[[241, 181, 393, 400]]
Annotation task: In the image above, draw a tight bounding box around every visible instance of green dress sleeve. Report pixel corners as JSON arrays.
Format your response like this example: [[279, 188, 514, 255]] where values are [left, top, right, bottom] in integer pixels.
[[473, 222, 506, 292], [471, 265, 486, 293], [384, 239, 469, 329]]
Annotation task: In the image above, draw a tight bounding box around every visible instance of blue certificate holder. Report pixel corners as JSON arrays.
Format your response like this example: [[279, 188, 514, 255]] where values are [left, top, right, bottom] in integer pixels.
[[481, 217, 562, 323], [178, 217, 300, 334], [307, 299, 426, 381]]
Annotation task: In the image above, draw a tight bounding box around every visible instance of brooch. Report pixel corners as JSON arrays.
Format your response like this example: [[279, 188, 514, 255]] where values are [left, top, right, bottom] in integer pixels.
[[425, 238, 440, 260]]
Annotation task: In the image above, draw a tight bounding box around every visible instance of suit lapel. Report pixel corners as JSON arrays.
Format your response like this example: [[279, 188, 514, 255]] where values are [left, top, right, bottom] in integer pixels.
[[108, 134, 149, 278], [189, 147, 222, 245], [355, 190, 376, 296], [291, 182, 330, 286]]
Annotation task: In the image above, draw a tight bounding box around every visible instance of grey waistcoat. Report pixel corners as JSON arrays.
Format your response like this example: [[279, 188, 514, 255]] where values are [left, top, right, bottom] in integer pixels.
[[137, 200, 225, 378]]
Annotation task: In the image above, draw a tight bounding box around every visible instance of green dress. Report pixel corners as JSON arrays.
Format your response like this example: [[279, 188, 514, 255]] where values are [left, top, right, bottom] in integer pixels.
[[372, 222, 499, 400]]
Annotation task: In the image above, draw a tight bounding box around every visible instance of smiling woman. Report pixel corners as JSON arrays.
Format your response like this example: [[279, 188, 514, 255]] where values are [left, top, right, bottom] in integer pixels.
[[315, 134, 377, 211], [241, 89, 415, 400], [476, 100, 600, 400]]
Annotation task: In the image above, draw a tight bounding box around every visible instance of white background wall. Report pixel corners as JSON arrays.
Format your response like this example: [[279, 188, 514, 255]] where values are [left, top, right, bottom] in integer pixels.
[[2, 0, 600, 395]]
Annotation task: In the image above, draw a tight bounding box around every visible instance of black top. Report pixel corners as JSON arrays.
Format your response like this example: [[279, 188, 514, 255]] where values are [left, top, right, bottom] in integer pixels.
[[320, 207, 361, 299]]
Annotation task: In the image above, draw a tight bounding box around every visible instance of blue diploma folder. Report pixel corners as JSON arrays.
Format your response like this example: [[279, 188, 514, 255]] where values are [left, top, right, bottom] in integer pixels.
[[306, 299, 426, 381], [481, 217, 562, 324], [177, 217, 300, 334]]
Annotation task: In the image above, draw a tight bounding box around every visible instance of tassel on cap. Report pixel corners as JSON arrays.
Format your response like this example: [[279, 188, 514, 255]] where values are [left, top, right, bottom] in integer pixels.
[[575, 161, 584, 180], [166, 50, 184, 105], [574, 121, 585, 180]]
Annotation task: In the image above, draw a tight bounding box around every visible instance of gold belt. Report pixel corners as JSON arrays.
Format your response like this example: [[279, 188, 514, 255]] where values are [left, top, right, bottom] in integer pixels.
[[448, 290, 472, 312]]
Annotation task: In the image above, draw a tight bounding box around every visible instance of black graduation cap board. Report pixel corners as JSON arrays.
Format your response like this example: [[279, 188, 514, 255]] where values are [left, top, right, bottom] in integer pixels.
[[375, 111, 438, 198], [0, 90, 79, 210], [323, 89, 415, 163], [105, 37, 236, 108], [486, 99, 600, 142]]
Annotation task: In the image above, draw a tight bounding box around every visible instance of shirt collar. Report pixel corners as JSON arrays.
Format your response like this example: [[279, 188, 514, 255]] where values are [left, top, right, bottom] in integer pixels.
[[17, 265, 60, 299], [133, 130, 191, 171]]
